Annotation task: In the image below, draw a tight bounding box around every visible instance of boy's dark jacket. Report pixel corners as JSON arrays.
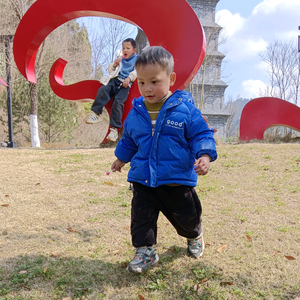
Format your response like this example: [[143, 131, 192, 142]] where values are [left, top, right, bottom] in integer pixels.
[[115, 90, 217, 187]]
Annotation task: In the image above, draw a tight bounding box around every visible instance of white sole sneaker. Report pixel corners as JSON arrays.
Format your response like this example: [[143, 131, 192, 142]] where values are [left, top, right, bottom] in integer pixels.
[[127, 247, 159, 273], [106, 128, 119, 141], [85, 112, 102, 124], [187, 234, 204, 258]]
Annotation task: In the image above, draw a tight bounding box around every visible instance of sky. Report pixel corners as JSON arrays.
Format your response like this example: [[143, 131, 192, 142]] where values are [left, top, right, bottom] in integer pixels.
[[215, 0, 300, 100]]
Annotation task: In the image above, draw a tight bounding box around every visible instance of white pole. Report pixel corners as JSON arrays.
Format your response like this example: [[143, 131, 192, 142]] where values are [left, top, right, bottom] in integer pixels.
[[30, 114, 41, 147]]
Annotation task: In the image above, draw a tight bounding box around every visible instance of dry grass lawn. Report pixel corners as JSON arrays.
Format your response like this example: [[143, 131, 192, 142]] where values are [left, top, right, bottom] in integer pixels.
[[0, 143, 299, 300]]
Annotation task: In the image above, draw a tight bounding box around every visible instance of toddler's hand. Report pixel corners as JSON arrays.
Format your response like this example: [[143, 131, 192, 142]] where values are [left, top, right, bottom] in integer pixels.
[[194, 155, 210, 176], [113, 57, 122, 68], [122, 77, 131, 88], [111, 159, 125, 172]]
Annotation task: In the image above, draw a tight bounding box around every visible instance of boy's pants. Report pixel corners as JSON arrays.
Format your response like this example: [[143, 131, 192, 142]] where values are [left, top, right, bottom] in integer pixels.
[[131, 182, 203, 248], [91, 77, 130, 129]]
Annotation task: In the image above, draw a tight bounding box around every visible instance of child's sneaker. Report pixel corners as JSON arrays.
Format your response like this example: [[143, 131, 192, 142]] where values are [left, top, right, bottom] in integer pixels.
[[85, 112, 102, 124], [107, 128, 119, 142], [187, 232, 205, 258], [127, 247, 159, 273]]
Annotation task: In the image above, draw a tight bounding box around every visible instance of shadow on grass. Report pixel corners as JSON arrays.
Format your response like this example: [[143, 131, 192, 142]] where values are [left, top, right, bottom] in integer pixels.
[[0, 254, 133, 299], [1, 248, 299, 300], [0, 247, 227, 300]]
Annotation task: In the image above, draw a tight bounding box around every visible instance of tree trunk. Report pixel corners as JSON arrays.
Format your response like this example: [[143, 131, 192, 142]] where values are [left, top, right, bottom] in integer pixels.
[[30, 83, 40, 147]]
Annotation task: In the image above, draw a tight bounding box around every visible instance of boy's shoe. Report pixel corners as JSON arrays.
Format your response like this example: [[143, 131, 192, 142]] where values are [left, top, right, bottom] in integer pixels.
[[128, 247, 159, 273], [107, 128, 119, 142], [85, 112, 102, 124], [187, 232, 205, 258]]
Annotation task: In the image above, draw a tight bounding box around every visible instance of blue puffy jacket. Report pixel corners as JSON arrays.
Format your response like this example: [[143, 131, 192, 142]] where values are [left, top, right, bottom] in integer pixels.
[[115, 90, 217, 187]]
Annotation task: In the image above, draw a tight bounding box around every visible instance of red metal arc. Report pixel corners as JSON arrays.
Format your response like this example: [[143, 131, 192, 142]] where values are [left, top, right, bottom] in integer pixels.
[[240, 97, 300, 141], [49, 58, 101, 103], [49, 58, 140, 126], [13, 0, 206, 94], [13, 0, 206, 142]]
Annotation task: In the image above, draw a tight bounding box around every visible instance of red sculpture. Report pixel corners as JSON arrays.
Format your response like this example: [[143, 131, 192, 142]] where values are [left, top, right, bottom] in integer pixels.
[[240, 97, 300, 141], [13, 0, 205, 106], [0, 78, 8, 87], [49, 58, 140, 126]]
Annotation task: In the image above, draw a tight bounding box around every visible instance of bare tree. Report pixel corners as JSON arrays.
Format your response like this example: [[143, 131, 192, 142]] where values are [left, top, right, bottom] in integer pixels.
[[259, 40, 300, 138], [88, 29, 106, 80], [259, 40, 300, 105], [224, 95, 239, 139]]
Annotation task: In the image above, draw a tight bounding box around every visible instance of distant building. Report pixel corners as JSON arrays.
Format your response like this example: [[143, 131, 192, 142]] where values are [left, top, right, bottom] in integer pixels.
[[136, 0, 230, 139], [186, 0, 230, 139]]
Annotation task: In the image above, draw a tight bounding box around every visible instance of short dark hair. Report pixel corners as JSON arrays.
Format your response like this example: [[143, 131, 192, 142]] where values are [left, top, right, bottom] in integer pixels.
[[123, 38, 136, 49], [135, 46, 174, 75]]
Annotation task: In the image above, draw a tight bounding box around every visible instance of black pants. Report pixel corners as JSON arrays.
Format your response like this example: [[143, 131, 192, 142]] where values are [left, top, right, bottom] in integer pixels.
[[91, 77, 130, 129], [131, 182, 202, 248]]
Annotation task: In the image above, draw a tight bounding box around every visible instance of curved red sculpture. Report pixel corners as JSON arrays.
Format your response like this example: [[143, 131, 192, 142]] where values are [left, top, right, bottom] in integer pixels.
[[49, 58, 101, 103], [240, 97, 300, 141], [13, 0, 206, 142], [13, 0, 205, 95], [49, 58, 140, 126]]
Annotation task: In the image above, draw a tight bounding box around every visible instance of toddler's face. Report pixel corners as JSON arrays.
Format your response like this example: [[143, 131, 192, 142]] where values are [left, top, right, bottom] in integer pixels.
[[122, 42, 136, 59], [136, 63, 176, 104]]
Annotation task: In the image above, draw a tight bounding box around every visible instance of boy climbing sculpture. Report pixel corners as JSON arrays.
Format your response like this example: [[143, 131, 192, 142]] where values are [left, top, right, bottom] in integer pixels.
[[85, 38, 138, 142]]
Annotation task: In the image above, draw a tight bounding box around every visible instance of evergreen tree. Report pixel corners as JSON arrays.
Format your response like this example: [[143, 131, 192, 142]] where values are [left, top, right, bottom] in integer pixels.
[[37, 73, 78, 143], [1, 10, 93, 145]]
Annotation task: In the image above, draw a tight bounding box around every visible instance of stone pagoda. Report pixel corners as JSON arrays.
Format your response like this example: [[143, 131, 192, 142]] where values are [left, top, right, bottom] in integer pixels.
[[185, 0, 230, 139], [136, 0, 230, 139]]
